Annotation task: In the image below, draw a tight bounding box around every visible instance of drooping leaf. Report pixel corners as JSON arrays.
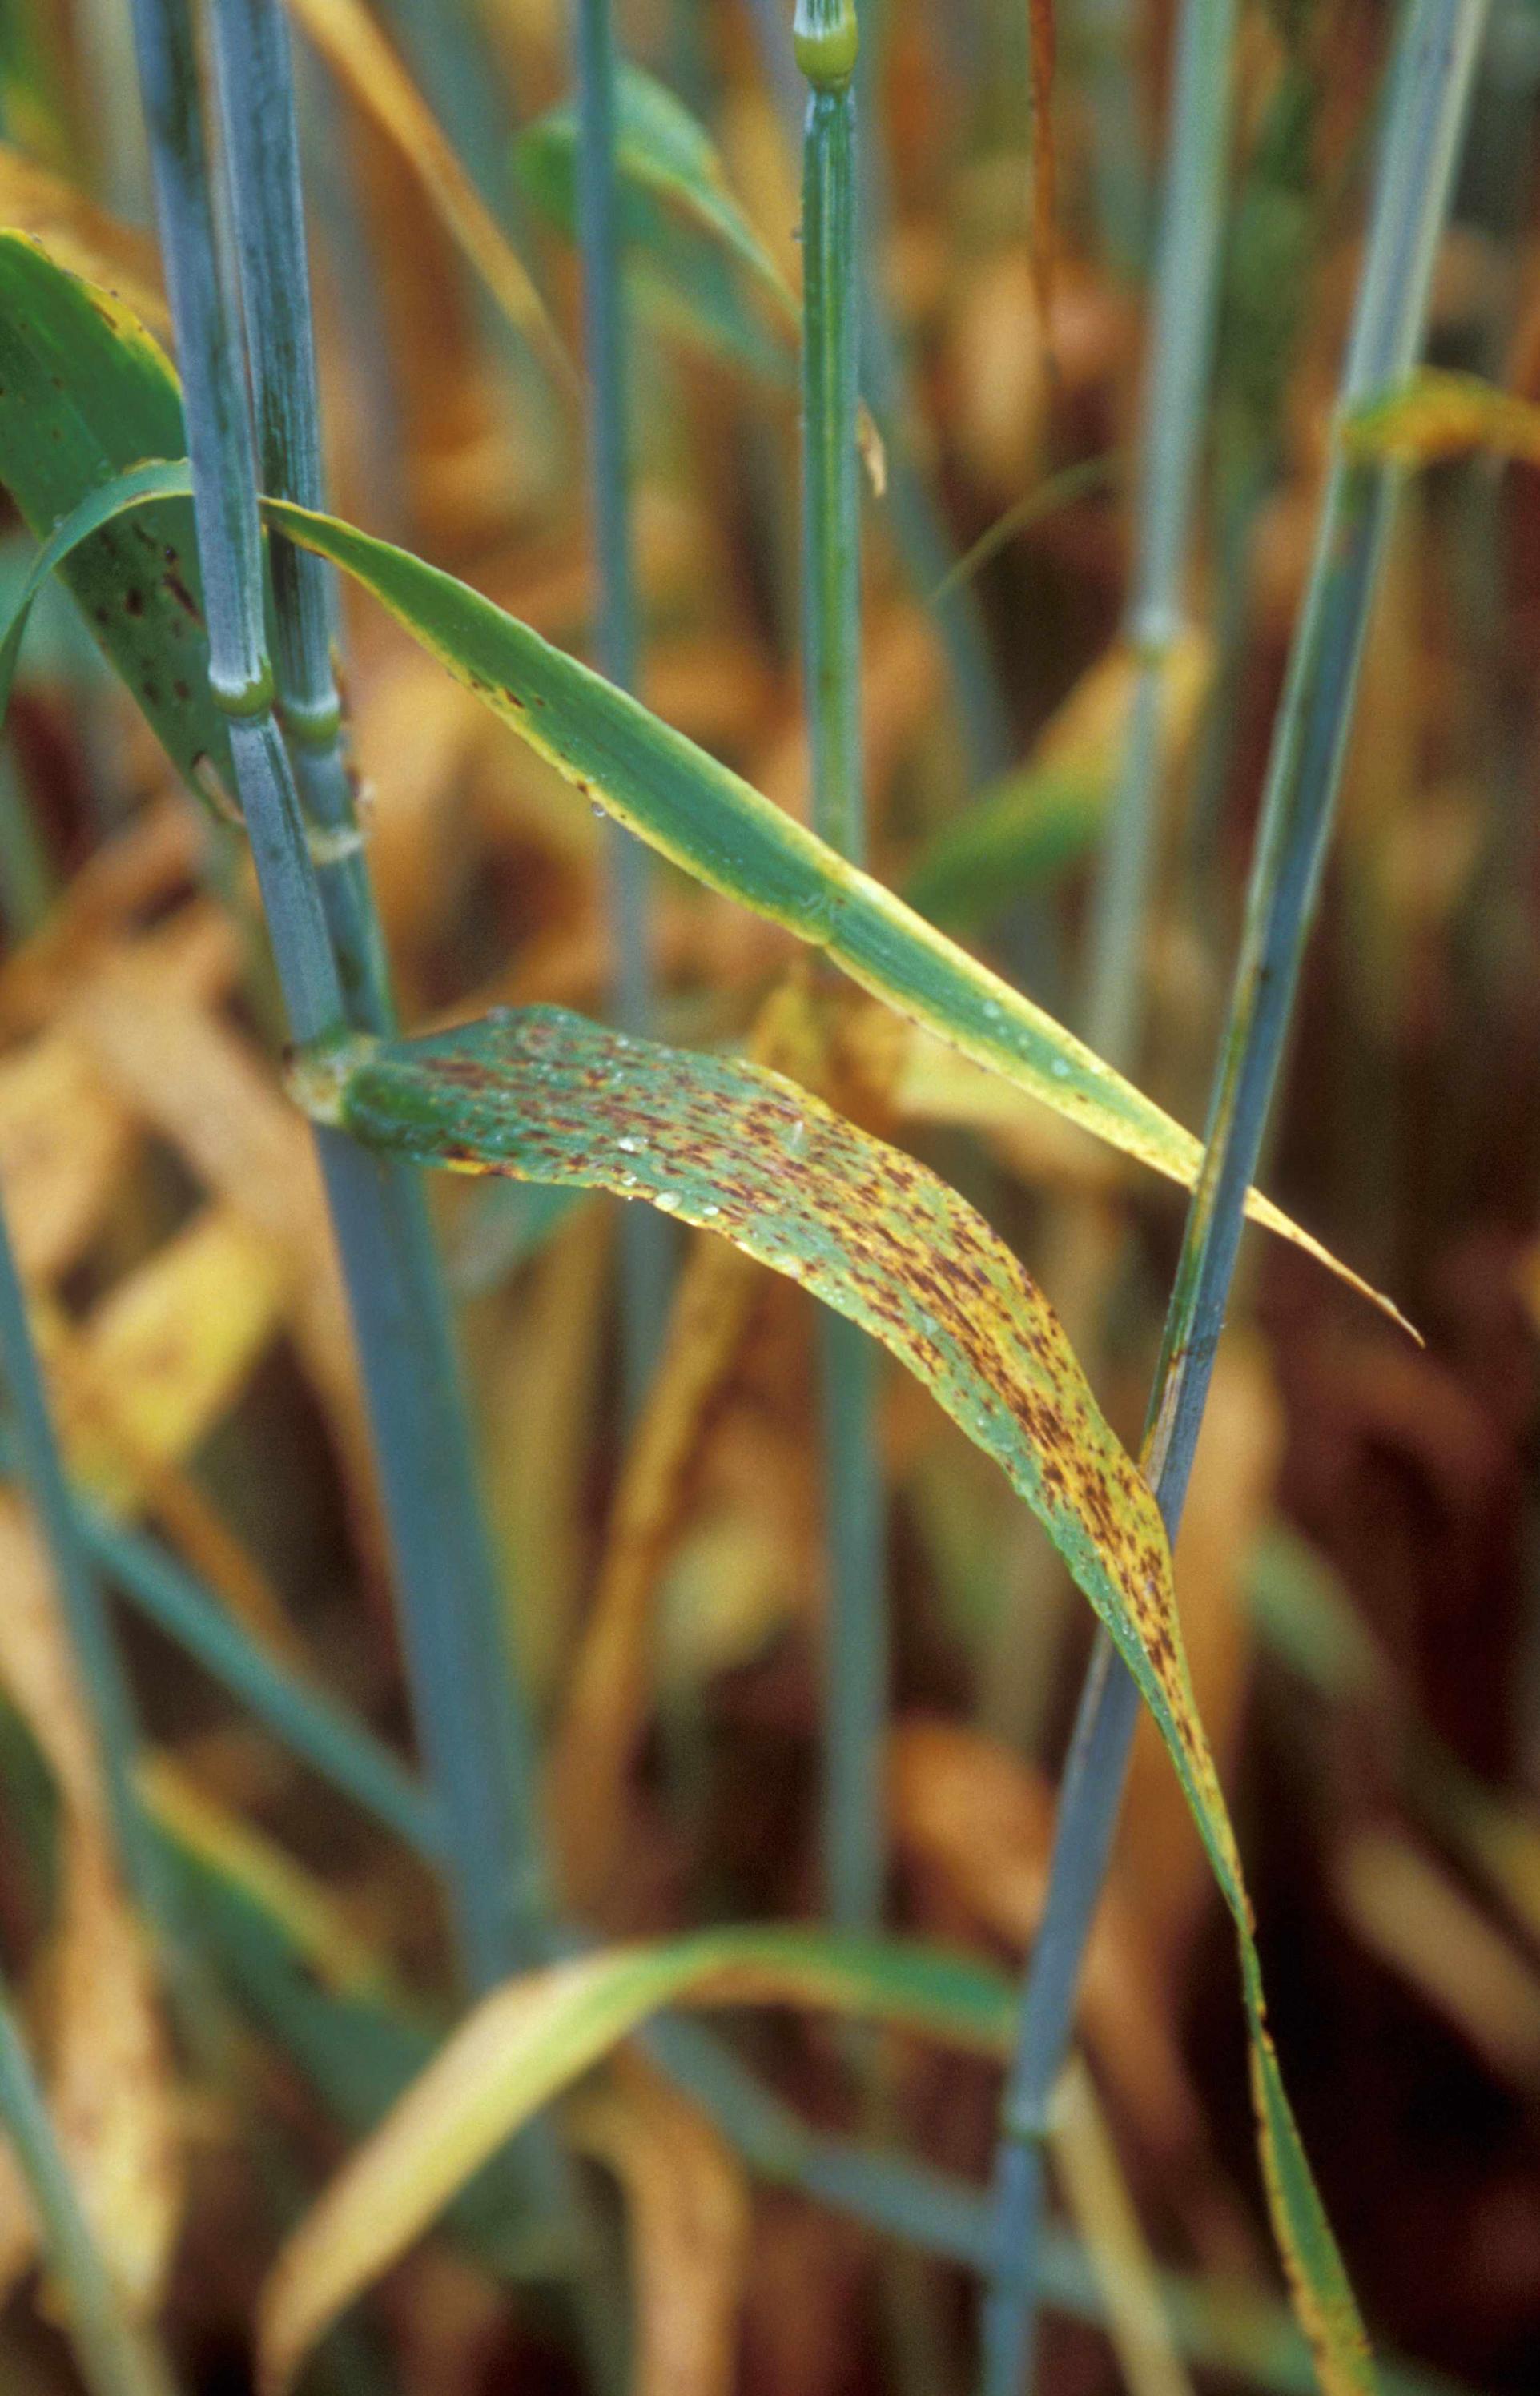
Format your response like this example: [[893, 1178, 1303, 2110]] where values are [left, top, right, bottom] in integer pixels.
[[256, 491, 1401, 1325], [567, 2052, 750, 2396], [549, 978, 818, 1904], [292, 1002, 1376, 2396], [257, 1923, 1018, 2391], [0, 235, 231, 804]]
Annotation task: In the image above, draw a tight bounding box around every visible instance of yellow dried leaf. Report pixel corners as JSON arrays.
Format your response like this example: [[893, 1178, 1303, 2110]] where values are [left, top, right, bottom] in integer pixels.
[[0, 144, 167, 333], [568, 2052, 750, 2396], [0, 1031, 135, 1282], [54, 1208, 287, 1515], [0, 1502, 181, 2310]]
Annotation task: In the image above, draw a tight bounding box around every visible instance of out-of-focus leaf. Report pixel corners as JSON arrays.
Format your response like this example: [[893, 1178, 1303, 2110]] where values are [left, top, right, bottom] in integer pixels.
[[903, 629, 1210, 930], [283, 0, 571, 384], [903, 770, 1101, 927], [0, 236, 231, 804], [0, 1503, 181, 2311], [295, 1003, 1376, 2396], [567, 2051, 750, 2396], [1027, 0, 1057, 339], [516, 62, 797, 333], [887, 1716, 1201, 2162], [257, 1924, 1017, 2392], [0, 1031, 135, 1283], [1051, 2059, 1195, 2396], [1343, 367, 1540, 468], [1334, 1831, 1540, 2090], [48, 1208, 287, 1517], [550, 978, 818, 1904], [0, 145, 167, 332]]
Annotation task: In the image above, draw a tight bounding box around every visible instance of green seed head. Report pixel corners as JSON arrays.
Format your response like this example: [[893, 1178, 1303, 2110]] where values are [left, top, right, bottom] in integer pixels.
[[794, 0, 858, 87]]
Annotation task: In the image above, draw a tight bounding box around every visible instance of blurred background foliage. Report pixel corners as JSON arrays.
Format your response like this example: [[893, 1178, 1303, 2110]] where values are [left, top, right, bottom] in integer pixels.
[[0, 0, 1539, 2389]]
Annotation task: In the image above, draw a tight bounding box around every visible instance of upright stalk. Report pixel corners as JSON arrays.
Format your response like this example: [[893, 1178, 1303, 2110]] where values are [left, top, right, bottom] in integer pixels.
[[131, 0, 552, 2003], [1081, 0, 1237, 1071], [794, 0, 887, 1936], [979, 0, 1490, 2386], [574, 0, 670, 1413], [0, 1960, 176, 2396]]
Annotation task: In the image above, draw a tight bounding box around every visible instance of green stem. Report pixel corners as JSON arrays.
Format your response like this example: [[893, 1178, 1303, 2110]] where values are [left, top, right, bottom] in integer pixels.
[[979, 2, 1490, 2386], [797, 0, 888, 1938], [574, 0, 671, 1416], [0, 1963, 177, 2396], [129, 0, 553, 2001]]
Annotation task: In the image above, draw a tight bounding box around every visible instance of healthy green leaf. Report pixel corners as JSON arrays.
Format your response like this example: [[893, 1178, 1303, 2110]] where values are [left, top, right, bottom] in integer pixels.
[[0, 232, 232, 803], [258, 1922, 1018, 2392], [292, 1002, 1376, 2396]]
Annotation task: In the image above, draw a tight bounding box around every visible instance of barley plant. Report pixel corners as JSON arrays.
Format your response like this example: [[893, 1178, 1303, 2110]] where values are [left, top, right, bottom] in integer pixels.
[[0, 0, 1533, 2388]]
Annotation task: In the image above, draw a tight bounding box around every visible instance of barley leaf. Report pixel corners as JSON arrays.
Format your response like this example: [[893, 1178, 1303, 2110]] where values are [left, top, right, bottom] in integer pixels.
[[291, 1000, 1374, 2396], [0, 233, 231, 802], [0, 239, 1406, 1334], [258, 1922, 1017, 2393]]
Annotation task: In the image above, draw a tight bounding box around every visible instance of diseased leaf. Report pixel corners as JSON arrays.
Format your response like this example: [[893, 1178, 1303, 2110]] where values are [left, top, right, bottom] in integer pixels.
[[295, 1003, 1228, 1866], [293, 1003, 1376, 2396], [0, 235, 231, 803], [257, 1923, 1018, 2393]]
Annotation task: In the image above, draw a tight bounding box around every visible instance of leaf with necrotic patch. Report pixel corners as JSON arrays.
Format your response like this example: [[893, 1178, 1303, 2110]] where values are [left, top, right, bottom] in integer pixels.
[[295, 1003, 1238, 1906]]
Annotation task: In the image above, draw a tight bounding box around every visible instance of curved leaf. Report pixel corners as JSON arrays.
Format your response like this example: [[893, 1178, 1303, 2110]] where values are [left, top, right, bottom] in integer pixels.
[[258, 1922, 1017, 2393], [293, 1002, 1374, 2395], [516, 62, 797, 335], [0, 234, 231, 802], [295, 1003, 1231, 1879], [257, 491, 1404, 1326]]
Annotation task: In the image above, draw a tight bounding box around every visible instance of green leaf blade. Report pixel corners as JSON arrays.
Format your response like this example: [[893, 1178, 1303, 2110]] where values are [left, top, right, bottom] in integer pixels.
[[0, 232, 232, 800]]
